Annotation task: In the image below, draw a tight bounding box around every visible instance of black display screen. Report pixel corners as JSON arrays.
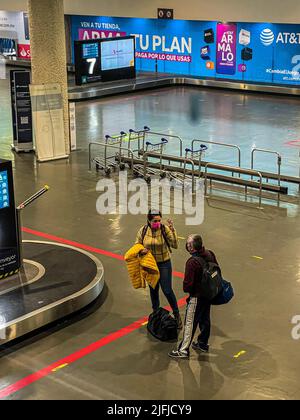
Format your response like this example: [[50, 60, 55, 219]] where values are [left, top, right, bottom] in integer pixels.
[[74, 40, 102, 85], [74, 36, 136, 85], [0, 160, 20, 277]]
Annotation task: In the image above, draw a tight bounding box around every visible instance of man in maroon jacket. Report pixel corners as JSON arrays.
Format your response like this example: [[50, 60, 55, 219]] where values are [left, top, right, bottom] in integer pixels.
[[169, 234, 218, 359]]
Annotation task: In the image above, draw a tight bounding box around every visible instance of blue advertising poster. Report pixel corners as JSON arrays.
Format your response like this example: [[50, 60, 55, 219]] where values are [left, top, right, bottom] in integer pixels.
[[70, 15, 300, 85]]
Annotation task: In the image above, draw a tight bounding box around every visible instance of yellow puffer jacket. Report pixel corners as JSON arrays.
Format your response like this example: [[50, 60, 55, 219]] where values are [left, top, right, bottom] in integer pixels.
[[124, 244, 160, 290]]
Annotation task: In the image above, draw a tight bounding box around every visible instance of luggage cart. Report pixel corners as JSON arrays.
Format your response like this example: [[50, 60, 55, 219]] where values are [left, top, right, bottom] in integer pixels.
[[185, 144, 208, 176], [94, 131, 127, 175], [133, 138, 169, 183], [166, 145, 207, 188], [128, 126, 150, 155]]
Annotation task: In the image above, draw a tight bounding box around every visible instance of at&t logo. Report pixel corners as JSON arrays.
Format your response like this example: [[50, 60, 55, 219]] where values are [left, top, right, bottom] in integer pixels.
[[261, 28, 300, 46], [260, 29, 275, 46]]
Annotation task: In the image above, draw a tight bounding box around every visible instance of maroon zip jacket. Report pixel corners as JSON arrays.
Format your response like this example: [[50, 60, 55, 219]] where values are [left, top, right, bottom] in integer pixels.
[[183, 248, 219, 298]]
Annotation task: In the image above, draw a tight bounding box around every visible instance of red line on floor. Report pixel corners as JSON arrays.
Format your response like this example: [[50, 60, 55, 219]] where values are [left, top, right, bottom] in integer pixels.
[[0, 297, 187, 399], [22, 227, 125, 261], [21, 227, 185, 278], [284, 140, 300, 147], [0, 228, 187, 399]]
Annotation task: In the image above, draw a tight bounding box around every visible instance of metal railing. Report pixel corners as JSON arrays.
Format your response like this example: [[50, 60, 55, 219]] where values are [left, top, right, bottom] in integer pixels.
[[17, 186, 50, 267], [204, 162, 263, 208], [251, 148, 282, 201], [192, 139, 242, 176]]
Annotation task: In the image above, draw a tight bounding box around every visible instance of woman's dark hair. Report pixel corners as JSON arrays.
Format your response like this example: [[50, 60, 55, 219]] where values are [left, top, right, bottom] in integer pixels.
[[147, 209, 162, 222]]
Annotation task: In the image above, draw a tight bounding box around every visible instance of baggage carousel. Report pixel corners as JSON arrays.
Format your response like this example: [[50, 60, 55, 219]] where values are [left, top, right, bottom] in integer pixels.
[[68, 73, 300, 101], [0, 240, 105, 345], [4, 59, 300, 98]]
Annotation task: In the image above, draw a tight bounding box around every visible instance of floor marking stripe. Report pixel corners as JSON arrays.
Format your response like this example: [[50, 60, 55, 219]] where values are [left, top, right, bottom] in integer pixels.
[[0, 229, 187, 399], [0, 300, 187, 399], [284, 140, 300, 147], [233, 351, 247, 359], [21, 227, 184, 279], [51, 364, 69, 372], [22, 227, 125, 261]]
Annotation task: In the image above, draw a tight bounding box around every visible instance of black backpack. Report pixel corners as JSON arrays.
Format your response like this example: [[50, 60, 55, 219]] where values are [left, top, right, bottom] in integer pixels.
[[147, 308, 178, 341], [194, 255, 223, 301]]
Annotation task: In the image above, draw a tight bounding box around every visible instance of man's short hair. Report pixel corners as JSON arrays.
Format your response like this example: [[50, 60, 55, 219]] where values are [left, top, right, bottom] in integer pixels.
[[188, 234, 203, 251]]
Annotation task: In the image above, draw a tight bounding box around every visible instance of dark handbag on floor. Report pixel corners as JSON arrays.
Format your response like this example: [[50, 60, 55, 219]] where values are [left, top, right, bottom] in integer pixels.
[[147, 308, 178, 341], [210, 279, 234, 305]]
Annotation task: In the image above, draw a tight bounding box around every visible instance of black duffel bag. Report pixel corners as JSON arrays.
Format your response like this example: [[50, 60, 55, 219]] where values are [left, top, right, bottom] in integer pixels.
[[147, 308, 178, 342]]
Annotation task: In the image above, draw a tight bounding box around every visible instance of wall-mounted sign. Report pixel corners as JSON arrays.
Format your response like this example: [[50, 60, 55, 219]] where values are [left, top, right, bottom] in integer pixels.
[[157, 9, 174, 20]]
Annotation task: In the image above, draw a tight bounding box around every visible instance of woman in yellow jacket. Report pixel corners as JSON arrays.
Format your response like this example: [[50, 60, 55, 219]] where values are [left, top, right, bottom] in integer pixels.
[[136, 209, 182, 329]]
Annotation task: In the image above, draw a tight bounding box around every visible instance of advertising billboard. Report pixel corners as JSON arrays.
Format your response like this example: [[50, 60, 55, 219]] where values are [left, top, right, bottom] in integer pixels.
[[0, 11, 31, 59], [70, 15, 300, 85]]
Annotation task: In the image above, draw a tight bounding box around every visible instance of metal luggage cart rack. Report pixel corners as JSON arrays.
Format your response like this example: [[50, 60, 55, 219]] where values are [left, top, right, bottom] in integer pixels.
[[204, 162, 264, 209], [91, 132, 128, 175], [88, 141, 134, 175], [132, 138, 169, 183], [165, 145, 205, 193], [88, 129, 300, 206], [142, 148, 198, 194], [136, 150, 288, 199]]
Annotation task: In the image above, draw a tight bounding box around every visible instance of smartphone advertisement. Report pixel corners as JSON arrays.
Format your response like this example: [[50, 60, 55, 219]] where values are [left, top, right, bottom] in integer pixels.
[[70, 15, 300, 85], [0, 160, 20, 279]]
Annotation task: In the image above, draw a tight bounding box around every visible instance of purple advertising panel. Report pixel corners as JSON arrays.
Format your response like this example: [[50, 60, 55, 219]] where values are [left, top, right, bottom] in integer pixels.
[[216, 23, 237, 75]]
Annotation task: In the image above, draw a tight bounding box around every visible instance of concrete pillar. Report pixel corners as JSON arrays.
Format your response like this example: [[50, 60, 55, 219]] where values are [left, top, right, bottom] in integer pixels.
[[28, 0, 70, 155]]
